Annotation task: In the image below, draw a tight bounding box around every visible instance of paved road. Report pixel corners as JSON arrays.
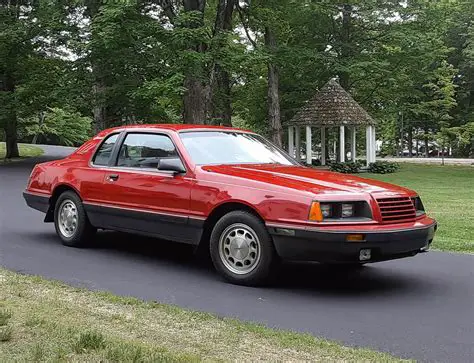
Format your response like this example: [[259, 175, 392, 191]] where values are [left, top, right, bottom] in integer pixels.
[[1, 146, 473, 362]]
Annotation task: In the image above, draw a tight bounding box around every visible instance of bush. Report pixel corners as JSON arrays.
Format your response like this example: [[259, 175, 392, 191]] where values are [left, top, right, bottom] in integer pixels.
[[368, 161, 400, 174], [329, 161, 360, 173], [302, 159, 321, 167], [19, 107, 92, 146]]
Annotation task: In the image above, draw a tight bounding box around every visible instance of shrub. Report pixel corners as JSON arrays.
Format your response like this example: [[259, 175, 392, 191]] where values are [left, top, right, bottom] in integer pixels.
[[302, 159, 321, 167], [19, 107, 92, 147], [368, 161, 400, 174], [329, 161, 360, 173]]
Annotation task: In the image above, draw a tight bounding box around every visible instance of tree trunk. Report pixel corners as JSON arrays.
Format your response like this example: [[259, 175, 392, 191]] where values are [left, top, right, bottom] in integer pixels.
[[339, 4, 352, 90], [395, 134, 401, 157], [407, 126, 413, 157], [265, 27, 282, 147], [2, 73, 19, 159], [5, 115, 19, 159], [183, 77, 207, 124], [210, 0, 235, 126], [92, 80, 107, 133], [182, 0, 208, 124], [86, 1, 108, 133], [211, 66, 232, 125]]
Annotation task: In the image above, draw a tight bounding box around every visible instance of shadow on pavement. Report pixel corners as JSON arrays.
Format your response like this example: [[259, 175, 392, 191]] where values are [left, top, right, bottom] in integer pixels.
[[21, 229, 436, 297]]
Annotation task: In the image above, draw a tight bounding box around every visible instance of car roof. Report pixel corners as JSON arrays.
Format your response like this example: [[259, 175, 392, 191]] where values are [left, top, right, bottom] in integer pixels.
[[97, 123, 252, 137]]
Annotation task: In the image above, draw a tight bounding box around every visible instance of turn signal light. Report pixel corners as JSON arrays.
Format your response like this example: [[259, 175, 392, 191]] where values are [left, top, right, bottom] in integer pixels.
[[346, 234, 365, 242], [309, 202, 323, 222]]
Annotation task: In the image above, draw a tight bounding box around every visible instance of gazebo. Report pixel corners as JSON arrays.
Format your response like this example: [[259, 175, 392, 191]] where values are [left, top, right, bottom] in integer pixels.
[[286, 78, 376, 166]]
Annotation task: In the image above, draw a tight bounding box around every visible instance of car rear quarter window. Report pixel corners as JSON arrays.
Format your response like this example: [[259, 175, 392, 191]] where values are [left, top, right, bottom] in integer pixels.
[[92, 133, 119, 166], [117, 133, 178, 169]]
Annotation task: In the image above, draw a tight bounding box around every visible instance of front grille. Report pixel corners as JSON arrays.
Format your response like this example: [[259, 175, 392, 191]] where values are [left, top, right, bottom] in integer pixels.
[[376, 197, 416, 223]]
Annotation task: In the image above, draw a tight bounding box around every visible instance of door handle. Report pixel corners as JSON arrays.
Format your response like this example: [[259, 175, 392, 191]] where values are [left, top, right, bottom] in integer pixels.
[[107, 174, 119, 182]]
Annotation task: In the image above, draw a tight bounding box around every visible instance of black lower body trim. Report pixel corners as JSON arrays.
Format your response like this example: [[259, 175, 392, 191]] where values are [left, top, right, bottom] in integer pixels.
[[23, 192, 50, 213], [84, 203, 204, 245], [268, 223, 437, 263]]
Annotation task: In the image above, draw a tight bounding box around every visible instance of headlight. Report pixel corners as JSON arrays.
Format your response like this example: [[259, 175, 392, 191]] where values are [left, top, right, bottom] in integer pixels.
[[309, 201, 372, 221], [320, 204, 332, 218], [411, 196, 425, 216], [341, 203, 354, 218]]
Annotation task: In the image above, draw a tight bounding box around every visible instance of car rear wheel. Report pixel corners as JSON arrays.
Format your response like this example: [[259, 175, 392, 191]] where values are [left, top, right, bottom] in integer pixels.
[[210, 211, 277, 286], [54, 191, 96, 247]]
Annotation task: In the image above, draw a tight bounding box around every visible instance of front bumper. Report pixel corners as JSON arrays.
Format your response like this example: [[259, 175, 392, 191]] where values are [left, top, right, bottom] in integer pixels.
[[267, 219, 437, 263]]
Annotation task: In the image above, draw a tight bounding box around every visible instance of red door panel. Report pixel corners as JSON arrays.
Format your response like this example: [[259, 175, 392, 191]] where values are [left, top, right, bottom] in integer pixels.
[[102, 169, 191, 216]]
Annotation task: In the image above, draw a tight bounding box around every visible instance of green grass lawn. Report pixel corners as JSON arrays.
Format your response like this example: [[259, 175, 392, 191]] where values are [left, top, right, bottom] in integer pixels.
[[0, 268, 406, 362], [0, 143, 43, 161], [365, 163, 474, 253]]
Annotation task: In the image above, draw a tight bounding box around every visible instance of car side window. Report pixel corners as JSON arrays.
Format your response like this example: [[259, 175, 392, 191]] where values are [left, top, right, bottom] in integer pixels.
[[117, 133, 178, 169], [92, 134, 119, 166]]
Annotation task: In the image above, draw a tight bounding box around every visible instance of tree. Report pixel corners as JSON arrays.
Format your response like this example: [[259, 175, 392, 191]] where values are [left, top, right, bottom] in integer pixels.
[[0, 0, 29, 158], [209, 0, 236, 125], [0, 0, 72, 157], [144, 1, 243, 125], [237, 0, 295, 146], [444, 0, 474, 153], [1, 0, 472, 158]]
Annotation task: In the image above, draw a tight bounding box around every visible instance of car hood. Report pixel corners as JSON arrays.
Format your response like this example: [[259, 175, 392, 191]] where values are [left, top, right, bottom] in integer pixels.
[[201, 164, 414, 197]]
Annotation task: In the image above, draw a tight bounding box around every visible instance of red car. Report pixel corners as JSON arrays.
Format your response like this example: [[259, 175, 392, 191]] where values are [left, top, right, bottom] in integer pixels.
[[24, 124, 437, 285]]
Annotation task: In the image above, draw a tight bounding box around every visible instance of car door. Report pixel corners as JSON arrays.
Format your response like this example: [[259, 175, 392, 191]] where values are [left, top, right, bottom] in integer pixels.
[[81, 132, 121, 224], [98, 132, 200, 244]]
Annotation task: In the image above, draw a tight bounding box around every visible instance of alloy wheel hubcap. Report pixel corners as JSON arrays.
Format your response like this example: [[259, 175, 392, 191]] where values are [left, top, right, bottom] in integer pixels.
[[219, 223, 261, 275], [58, 200, 78, 238]]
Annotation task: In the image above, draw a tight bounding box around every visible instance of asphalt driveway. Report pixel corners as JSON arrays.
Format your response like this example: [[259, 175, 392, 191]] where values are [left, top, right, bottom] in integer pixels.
[[0, 146, 473, 362]]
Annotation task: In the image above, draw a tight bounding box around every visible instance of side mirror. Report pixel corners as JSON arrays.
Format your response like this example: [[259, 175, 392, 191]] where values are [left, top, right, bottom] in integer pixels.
[[157, 158, 186, 174]]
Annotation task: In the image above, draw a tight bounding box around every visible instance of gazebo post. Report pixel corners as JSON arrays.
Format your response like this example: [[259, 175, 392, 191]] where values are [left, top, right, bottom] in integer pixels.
[[295, 126, 301, 161], [321, 127, 326, 166], [305, 126, 312, 165], [351, 126, 356, 161], [288, 126, 294, 157], [371, 125, 376, 162], [339, 125, 345, 162], [366, 125, 373, 166]]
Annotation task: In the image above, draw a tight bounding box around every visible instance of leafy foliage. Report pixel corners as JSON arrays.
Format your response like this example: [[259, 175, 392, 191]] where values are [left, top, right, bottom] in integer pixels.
[[329, 161, 360, 174], [368, 161, 400, 174], [0, 0, 473, 158], [21, 108, 92, 146]]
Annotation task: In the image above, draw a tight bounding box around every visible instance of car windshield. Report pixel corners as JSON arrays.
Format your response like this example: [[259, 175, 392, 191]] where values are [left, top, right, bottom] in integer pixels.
[[179, 131, 297, 166]]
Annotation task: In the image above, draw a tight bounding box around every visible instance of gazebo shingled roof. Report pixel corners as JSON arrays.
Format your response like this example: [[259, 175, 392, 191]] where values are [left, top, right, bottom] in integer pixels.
[[287, 78, 376, 127]]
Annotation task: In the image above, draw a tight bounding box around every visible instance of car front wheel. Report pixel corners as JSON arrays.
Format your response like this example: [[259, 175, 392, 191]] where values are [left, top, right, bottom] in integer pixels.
[[210, 211, 277, 286], [54, 191, 95, 247]]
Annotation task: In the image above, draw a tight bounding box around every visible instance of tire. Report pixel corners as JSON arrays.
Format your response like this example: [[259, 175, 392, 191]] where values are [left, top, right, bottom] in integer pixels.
[[54, 190, 96, 247], [209, 211, 277, 286]]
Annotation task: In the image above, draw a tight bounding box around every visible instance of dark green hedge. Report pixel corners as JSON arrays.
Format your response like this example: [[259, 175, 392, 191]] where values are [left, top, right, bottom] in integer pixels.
[[328, 160, 400, 174], [329, 161, 360, 173], [367, 161, 400, 174]]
